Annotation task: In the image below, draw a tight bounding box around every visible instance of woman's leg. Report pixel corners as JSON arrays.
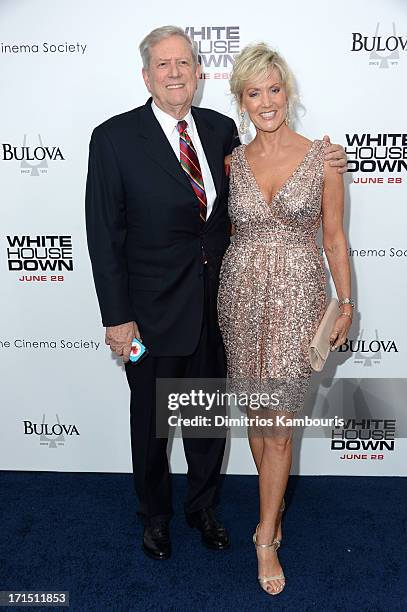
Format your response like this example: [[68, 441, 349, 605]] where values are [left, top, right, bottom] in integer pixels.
[[248, 432, 264, 471], [254, 413, 293, 594], [247, 409, 284, 542]]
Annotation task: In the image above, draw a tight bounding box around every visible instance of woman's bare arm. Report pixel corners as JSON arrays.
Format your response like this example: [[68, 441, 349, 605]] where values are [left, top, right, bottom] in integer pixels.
[[321, 161, 352, 349]]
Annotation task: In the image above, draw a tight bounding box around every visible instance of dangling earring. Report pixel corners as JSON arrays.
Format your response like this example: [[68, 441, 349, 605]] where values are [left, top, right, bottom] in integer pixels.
[[285, 103, 290, 126], [239, 111, 249, 134]]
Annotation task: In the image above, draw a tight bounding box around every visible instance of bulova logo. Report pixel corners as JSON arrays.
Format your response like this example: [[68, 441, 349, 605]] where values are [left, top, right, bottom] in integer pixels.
[[1, 134, 65, 175], [23, 414, 80, 448], [351, 23, 406, 68], [338, 329, 398, 366]]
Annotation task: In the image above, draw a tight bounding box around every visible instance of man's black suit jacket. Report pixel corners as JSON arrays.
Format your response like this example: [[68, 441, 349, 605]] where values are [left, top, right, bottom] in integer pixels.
[[85, 98, 239, 356]]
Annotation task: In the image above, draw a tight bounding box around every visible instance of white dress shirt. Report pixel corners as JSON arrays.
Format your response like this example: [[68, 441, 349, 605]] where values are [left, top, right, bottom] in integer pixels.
[[151, 101, 217, 219]]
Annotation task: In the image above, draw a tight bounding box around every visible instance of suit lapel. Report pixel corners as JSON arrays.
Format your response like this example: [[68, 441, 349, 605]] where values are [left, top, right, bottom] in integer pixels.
[[137, 99, 193, 194], [137, 100, 226, 219]]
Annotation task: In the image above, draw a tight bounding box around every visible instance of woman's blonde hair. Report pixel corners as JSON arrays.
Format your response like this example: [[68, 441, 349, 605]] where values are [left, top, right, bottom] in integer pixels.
[[230, 43, 298, 121]]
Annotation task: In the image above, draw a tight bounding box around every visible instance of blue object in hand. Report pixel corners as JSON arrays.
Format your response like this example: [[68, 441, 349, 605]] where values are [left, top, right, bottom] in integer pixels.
[[129, 337, 148, 364]]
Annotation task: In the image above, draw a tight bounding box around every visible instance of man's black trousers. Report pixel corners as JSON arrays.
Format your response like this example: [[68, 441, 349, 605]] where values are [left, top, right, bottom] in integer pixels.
[[125, 267, 227, 523]]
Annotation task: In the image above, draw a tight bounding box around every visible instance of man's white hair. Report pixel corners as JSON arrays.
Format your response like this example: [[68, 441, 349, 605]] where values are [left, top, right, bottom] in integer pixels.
[[139, 25, 199, 69]]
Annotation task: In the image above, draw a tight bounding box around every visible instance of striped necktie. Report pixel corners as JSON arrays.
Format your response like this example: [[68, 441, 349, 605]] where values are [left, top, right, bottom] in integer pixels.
[[177, 120, 207, 224]]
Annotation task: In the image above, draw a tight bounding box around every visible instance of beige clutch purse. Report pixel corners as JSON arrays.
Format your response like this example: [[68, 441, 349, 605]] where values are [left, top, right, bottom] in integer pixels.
[[309, 298, 341, 371]]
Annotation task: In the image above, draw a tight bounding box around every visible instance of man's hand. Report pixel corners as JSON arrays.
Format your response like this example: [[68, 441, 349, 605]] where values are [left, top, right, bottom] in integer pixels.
[[105, 321, 141, 364], [323, 135, 347, 174]]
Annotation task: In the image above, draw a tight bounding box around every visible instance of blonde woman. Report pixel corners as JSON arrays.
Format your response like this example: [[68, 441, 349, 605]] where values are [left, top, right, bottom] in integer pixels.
[[217, 44, 352, 595]]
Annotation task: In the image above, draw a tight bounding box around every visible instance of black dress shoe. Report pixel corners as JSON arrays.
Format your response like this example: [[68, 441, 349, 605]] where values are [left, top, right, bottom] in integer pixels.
[[186, 507, 230, 550], [142, 518, 171, 560]]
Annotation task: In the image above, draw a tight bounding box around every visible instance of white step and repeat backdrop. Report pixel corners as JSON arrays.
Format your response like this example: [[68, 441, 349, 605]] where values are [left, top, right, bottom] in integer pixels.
[[1, 0, 406, 475]]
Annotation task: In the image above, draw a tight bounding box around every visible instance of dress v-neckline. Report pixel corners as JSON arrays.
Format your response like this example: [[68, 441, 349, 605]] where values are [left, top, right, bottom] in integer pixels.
[[242, 140, 316, 206]]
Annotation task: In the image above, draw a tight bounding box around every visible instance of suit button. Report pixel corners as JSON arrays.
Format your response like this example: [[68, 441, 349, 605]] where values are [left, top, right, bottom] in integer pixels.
[[201, 246, 207, 264]]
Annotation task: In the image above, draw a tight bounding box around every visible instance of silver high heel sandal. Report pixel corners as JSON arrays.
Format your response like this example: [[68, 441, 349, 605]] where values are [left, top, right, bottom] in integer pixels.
[[253, 524, 286, 595]]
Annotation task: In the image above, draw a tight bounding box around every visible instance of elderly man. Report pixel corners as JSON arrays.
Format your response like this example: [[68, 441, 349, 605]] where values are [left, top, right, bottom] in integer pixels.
[[85, 25, 347, 561]]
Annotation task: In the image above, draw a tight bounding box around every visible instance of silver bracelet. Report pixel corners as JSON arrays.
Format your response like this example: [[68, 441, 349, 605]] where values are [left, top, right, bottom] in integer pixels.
[[340, 297, 355, 308]]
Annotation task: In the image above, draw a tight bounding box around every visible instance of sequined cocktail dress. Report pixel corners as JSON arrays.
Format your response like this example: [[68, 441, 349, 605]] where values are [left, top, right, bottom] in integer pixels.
[[217, 140, 328, 412]]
